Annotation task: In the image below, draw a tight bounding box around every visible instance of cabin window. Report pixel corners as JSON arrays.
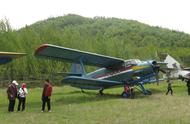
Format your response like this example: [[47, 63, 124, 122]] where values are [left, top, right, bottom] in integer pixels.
[[124, 59, 141, 67]]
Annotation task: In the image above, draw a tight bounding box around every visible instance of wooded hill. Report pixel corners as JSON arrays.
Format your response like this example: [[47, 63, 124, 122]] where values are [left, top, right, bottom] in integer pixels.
[[0, 14, 190, 81]]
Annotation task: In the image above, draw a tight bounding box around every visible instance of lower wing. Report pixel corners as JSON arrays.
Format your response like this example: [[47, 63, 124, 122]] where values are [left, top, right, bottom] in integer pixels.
[[63, 76, 123, 90]]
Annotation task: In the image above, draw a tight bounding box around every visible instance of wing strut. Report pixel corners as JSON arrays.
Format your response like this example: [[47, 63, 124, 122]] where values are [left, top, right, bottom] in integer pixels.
[[138, 83, 152, 95], [79, 58, 86, 76]]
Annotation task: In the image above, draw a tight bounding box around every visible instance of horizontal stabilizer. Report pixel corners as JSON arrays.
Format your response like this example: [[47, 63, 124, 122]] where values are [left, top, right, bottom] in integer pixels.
[[183, 67, 190, 71]]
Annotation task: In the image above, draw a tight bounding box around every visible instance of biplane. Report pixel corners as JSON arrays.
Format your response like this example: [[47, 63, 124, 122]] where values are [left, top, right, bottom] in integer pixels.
[[35, 44, 163, 95], [0, 52, 26, 65]]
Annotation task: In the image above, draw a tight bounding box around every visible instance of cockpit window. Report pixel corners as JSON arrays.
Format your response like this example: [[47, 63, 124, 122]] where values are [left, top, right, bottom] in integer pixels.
[[124, 59, 141, 66]]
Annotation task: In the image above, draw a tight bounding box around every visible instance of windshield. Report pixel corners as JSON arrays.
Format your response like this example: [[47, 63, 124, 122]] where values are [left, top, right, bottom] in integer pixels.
[[124, 59, 141, 66]]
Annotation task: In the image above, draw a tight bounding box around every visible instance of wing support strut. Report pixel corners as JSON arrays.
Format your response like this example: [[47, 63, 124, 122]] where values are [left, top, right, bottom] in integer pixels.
[[99, 88, 104, 95], [79, 58, 86, 76], [138, 83, 152, 95], [79, 56, 85, 94]]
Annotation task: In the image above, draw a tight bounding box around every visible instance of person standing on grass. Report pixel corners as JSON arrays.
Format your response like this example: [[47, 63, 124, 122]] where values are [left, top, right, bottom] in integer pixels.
[[186, 77, 190, 95], [41, 79, 53, 112], [121, 84, 130, 98], [166, 79, 173, 95], [17, 83, 28, 111], [7, 80, 18, 112]]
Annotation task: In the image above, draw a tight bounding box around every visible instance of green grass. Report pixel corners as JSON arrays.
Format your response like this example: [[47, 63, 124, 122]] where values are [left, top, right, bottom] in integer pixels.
[[0, 81, 190, 124]]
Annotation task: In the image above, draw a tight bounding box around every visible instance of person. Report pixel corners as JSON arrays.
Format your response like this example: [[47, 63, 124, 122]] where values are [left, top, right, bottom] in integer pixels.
[[17, 83, 28, 111], [186, 78, 190, 95], [166, 80, 173, 95], [41, 79, 53, 112], [121, 84, 130, 98], [129, 86, 135, 99], [7, 80, 18, 112]]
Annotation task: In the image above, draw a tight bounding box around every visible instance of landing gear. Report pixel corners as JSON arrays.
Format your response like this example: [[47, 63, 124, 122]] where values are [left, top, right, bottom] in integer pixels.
[[138, 83, 152, 95], [145, 89, 152, 95], [99, 88, 104, 95], [81, 89, 85, 93]]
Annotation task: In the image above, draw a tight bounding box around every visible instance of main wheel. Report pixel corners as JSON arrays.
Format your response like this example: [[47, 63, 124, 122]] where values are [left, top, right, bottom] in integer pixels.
[[99, 89, 104, 95], [146, 90, 152, 95]]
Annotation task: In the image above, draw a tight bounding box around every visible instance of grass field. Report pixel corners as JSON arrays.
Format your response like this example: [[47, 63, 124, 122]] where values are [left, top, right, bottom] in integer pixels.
[[0, 81, 190, 124]]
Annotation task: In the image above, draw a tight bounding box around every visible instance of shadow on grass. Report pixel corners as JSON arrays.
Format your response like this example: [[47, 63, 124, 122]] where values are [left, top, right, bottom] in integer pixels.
[[172, 85, 184, 88], [54, 88, 165, 105], [149, 88, 164, 94], [55, 91, 123, 105], [1, 88, 165, 109], [53, 90, 82, 96], [132, 87, 165, 99], [0, 100, 42, 111]]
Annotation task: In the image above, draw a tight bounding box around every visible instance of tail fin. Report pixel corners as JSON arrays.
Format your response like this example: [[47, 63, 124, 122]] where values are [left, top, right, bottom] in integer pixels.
[[158, 53, 181, 69], [71, 63, 85, 74], [55, 63, 84, 77], [164, 55, 181, 69]]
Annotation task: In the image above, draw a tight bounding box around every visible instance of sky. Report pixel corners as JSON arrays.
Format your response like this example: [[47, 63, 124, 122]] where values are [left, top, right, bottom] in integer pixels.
[[0, 0, 190, 34]]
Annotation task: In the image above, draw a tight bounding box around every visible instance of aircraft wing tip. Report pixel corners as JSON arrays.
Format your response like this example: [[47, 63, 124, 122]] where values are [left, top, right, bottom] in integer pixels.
[[35, 44, 50, 55]]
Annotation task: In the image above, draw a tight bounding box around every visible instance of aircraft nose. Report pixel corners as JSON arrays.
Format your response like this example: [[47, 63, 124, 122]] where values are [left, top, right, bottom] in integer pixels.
[[150, 60, 160, 73]]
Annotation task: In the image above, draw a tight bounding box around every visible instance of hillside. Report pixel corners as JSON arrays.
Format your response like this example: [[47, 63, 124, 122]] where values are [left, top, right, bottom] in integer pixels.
[[0, 14, 190, 80]]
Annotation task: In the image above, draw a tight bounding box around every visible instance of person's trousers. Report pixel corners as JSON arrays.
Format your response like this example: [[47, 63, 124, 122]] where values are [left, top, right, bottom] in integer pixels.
[[188, 88, 190, 95], [8, 99, 15, 112], [17, 97, 26, 111], [42, 96, 51, 111], [166, 89, 173, 95]]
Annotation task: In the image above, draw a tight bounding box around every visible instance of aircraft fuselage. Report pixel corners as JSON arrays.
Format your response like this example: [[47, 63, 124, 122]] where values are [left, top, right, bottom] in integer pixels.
[[86, 59, 158, 85]]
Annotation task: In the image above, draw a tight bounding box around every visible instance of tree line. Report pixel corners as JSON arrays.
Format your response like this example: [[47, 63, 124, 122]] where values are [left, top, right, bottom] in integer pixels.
[[0, 14, 190, 81]]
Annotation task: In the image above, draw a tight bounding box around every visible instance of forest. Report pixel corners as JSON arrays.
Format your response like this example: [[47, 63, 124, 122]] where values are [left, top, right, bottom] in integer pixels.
[[0, 14, 190, 81]]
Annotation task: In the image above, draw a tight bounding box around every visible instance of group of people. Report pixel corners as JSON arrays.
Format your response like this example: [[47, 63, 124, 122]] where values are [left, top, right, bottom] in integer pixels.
[[6, 77, 190, 112], [7, 80, 27, 112], [165, 77, 190, 96], [121, 84, 135, 99], [6, 79, 53, 112], [121, 77, 190, 98]]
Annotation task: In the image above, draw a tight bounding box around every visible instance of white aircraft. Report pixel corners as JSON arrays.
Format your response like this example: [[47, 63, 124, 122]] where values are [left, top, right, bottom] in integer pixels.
[[159, 53, 190, 81]]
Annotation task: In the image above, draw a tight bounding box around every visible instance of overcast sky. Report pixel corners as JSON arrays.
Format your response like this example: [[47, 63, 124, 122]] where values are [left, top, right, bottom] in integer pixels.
[[0, 0, 190, 34]]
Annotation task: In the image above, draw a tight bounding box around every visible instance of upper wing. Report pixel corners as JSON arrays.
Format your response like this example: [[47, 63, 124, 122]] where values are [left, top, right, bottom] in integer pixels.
[[35, 44, 124, 68], [63, 76, 123, 90], [0, 52, 26, 65]]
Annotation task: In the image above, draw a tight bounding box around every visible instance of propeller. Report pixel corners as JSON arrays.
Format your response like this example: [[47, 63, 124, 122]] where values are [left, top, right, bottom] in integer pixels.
[[152, 61, 160, 73], [151, 61, 161, 85]]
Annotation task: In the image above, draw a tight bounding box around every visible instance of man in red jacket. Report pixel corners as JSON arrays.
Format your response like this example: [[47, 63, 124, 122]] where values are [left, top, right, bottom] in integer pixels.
[[41, 79, 53, 112]]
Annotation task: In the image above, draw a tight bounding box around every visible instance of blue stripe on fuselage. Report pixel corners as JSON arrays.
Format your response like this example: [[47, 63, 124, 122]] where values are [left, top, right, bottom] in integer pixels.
[[86, 63, 154, 83]]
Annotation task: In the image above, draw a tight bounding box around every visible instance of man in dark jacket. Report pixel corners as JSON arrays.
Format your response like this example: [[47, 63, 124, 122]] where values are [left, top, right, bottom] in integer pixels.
[[166, 79, 173, 95], [186, 78, 190, 95], [7, 80, 18, 112], [41, 79, 53, 112]]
